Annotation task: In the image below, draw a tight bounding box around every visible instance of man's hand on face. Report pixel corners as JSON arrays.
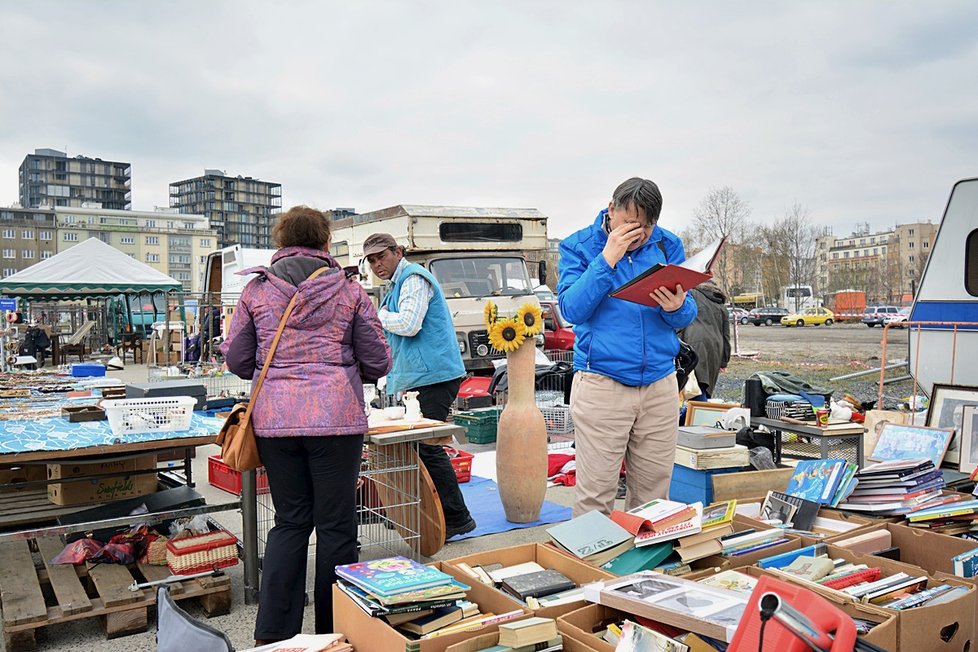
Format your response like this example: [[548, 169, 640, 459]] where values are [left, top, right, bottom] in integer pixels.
[[602, 222, 647, 268], [651, 284, 686, 312]]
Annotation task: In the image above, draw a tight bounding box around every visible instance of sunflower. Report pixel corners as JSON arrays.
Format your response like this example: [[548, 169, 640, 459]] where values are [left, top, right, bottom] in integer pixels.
[[488, 318, 527, 353], [515, 303, 543, 336], [483, 301, 499, 328]]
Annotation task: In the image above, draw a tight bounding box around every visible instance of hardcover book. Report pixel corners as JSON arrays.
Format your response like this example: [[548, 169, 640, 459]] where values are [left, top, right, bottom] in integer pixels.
[[610, 237, 725, 308], [397, 606, 463, 635], [635, 502, 703, 546], [701, 500, 737, 529], [335, 556, 454, 597], [547, 510, 634, 561], [500, 569, 576, 601], [601, 542, 674, 576], [785, 459, 849, 505]]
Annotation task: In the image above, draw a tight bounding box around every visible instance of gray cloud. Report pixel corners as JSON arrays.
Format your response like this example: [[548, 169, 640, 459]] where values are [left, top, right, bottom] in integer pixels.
[[0, 1, 975, 238]]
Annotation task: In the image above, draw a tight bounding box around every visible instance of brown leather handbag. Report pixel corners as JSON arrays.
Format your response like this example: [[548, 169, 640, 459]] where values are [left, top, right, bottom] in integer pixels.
[[216, 267, 329, 472]]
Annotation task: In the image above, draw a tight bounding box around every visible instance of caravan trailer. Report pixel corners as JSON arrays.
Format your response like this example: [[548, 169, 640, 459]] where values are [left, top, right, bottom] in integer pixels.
[[907, 178, 978, 393]]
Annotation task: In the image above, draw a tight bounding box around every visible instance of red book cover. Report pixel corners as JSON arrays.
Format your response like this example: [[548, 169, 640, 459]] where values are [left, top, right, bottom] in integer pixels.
[[821, 568, 882, 590], [610, 237, 725, 308]]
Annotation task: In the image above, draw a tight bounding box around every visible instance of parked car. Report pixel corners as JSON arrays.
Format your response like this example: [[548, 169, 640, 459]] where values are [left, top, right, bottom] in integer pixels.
[[781, 307, 835, 327], [883, 307, 912, 328], [743, 306, 789, 326], [861, 305, 901, 327], [726, 306, 750, 323], [535, 285, 556, 302], [540, 300, 574, 351]]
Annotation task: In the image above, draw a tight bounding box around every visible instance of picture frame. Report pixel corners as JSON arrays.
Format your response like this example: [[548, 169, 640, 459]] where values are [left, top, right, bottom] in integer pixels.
[[958, 406, 978, 476], [925, 384, 978, 466], [868, 423, 955, 468], [863, 409, 911, 460], [684, 401, 741, 427]]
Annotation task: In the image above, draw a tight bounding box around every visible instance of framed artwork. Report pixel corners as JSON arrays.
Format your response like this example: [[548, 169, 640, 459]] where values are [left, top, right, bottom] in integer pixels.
[[958, 406, 978, 475], [863, 409, 911, 460], [684, 401, 741, 427], [868, 423, 954, 468], [925, 384, 978, 466]]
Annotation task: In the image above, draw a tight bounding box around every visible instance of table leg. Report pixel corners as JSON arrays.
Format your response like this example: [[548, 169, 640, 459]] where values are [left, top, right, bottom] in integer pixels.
[[856, 435, 864, 469], [240, 469, 259, 605], [774, 428, 783, 465], [820, 436, 829, 461], [183, 448, 194, 487]]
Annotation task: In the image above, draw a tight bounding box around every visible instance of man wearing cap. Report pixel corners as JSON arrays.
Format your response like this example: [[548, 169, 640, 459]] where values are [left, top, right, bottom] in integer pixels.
[[364, 233, 476, 540]]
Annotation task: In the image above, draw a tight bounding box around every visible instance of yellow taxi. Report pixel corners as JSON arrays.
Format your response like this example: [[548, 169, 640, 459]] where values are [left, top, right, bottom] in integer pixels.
[[781, 307, 835, 327]]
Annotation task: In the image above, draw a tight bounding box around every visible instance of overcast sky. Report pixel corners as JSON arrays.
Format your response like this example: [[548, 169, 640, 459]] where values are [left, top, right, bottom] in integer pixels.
[[1, 1, 975, 238]]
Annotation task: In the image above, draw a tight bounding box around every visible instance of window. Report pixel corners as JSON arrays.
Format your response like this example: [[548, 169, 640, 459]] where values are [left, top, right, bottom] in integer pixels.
[[832, 252, 839, 259], [21, 250, 34, 259], [439, 223, 523, 242], [39, 230, 51, 241], [145, 236, 159, 245], [429, 256, 532, 297], [120, 236, 135, 245], [146, 253, 160, 263], [145, 220, 156, 228], [40, 251, 52, 260], [2, 229, 13, 239], [873, 248, 878, 255], [844, 251, 850, 258], [2, 269, 14, 277], [909, 229, 915, 236], [21, 230, 32, 239], [62, 215, 75, 224], [2, 249, 14, 259], [199, 238, 211, 248], [924, 241, 929, 248], [183, 222, 194, 229], [63, 232, 78, 242]]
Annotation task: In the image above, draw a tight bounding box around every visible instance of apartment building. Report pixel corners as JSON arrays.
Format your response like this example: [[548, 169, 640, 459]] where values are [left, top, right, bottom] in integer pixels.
[[815, 221, 937, 302], [0, 207, 58, 278], [18, 149, 132, 210], [169, 170, 282, 248], [54, 206, 217, 292]]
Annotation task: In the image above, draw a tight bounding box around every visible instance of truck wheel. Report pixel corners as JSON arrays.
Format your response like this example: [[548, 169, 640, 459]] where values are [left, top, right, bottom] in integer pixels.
[[825, 319, 833, 325], [866, 323, 874, 327], [764, 318, 773, 326], [796, 319, 805, 327]]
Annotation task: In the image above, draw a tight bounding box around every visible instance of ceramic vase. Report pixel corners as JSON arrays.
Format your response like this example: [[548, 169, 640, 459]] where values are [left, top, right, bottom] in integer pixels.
[[495, 339, 548, 522]]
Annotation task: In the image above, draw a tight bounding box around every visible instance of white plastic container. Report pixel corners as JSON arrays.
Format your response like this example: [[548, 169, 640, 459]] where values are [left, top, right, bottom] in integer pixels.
[[102, 396, 196, 436]]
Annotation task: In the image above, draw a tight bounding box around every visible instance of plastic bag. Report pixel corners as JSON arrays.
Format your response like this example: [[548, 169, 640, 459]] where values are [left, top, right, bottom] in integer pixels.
[[51, 538, 103, 565], [169, 514, 210, 540], [91, 542, 136, 565]]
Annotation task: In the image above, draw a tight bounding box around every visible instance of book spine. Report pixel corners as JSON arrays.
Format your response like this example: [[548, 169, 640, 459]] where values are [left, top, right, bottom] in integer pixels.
[[757, 543, 825, 569]]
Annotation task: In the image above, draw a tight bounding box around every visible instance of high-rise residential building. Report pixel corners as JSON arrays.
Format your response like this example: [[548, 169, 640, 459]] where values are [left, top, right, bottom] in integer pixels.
[[815, 221, 937, 303], [168, 170, 282, 248], [0, 207, 58, 278], [18, 148, 132, 210], [54, 206, 217, 292]]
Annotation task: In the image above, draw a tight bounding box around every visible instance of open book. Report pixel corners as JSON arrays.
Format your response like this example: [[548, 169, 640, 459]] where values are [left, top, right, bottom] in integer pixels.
[[610, 237, 725, 308]]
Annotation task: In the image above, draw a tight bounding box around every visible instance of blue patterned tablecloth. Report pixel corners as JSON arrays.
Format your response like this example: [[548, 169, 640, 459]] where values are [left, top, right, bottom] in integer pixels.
[[0, 413, 226, 456]]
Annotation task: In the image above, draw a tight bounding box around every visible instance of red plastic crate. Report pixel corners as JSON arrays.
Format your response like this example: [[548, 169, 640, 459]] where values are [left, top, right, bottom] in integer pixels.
[[443, 446, 474, 483], [207, 454, 270, 495]]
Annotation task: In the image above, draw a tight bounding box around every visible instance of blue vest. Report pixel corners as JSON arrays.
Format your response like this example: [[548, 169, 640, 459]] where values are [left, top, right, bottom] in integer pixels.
[[383, 262, 465, 394]]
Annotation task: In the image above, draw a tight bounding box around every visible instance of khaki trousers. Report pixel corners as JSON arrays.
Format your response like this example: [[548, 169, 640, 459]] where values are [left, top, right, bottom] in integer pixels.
[[571, 370, 679, 517]]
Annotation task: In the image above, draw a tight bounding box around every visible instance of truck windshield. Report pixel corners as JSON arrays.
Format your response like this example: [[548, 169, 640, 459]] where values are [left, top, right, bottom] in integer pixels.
[[429, 257, 533, 298]]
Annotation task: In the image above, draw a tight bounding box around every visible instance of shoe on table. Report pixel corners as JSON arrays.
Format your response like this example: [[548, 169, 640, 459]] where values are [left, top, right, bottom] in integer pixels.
[[445, 517, 477, 540]]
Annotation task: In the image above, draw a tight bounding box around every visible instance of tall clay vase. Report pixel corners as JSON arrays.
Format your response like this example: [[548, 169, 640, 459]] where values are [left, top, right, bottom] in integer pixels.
[[495, 339, 548, 522]]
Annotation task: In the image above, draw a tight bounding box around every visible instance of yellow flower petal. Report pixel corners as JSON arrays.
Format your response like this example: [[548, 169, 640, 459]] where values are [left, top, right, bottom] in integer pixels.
[[483, 301, 499, 328], [488, 319, 527, 353], [516, 303, 543, 336]]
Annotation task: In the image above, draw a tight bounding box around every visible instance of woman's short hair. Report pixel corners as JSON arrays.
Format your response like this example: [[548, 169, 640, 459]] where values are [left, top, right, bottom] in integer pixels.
[[272, 206, 332, 250]]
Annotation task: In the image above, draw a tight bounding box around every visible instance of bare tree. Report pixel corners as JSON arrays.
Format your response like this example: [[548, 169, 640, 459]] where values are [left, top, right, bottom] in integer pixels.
[[691, 186, 752, 300], [770, 203, 819, 312]]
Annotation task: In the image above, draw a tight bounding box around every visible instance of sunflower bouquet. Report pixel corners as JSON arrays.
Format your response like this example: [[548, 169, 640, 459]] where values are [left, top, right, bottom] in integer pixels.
[[484, 301, 543, 352]]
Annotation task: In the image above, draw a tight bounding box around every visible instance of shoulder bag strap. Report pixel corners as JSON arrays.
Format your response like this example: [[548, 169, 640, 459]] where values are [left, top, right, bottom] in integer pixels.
[[241, 266, 331, 420]]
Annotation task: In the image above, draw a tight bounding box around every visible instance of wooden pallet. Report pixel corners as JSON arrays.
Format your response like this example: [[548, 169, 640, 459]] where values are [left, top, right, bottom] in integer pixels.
[[0, 537, 231, 651]]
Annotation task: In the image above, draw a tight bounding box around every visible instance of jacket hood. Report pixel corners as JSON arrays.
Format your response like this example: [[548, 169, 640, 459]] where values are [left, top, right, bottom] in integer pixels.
[[241, 247, 347, 324], [694, 281, 726, 304]]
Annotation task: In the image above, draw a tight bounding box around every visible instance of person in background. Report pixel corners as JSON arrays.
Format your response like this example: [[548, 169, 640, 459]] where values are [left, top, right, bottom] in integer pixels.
[[222, 206, 391, 644], [558, 177, 697, 516], [364, 233, 477, 540], [679, 280, 731, 398]]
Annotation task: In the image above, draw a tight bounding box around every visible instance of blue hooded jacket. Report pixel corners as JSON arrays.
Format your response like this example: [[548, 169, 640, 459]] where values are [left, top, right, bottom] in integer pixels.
[[557, 209, 697, 386]]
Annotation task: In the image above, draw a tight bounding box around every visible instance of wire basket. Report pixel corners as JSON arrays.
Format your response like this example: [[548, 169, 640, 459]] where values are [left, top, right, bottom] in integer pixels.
[[541, 404, 574, 434], [102, 396, 196, 436]]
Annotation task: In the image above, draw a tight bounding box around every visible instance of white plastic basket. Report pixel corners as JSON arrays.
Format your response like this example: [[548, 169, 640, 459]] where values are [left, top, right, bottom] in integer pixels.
[[541, 404, 574, 434], [102, 396, 196, 436]]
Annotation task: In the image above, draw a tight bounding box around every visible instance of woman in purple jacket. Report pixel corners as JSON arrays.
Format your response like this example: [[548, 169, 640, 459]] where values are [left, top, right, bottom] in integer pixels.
[[222, 206, 391, 643]]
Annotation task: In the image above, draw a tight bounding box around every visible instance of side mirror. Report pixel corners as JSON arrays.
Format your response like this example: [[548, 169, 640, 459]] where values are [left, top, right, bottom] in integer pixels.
[[538, 260, 547, 286]]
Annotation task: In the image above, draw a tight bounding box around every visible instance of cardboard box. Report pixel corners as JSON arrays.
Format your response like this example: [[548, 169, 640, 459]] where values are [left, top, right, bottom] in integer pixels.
[[670, 465, 794, 505], [771, 543, 977, 652], [557, 604, 634, 652], [446, 543, 615, 619], [0, 464, 46, 493], [445, 631, 600, 652], [333, 561, 531, 652], [47, 454, 158, 506], [735, 504, 878, 546], [691, 515, 803, 571]]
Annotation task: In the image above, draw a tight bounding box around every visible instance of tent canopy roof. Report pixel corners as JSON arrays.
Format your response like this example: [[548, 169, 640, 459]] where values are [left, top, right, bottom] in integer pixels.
[[0, 238, 183, 300]]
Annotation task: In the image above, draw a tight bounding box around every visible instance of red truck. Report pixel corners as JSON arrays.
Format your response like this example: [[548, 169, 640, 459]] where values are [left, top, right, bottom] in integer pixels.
[[829, 290, 867, 322], [540, 300, 574, 351]]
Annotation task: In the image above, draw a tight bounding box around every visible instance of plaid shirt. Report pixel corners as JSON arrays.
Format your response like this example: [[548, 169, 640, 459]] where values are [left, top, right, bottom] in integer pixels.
[[378, 257, 433, 337]]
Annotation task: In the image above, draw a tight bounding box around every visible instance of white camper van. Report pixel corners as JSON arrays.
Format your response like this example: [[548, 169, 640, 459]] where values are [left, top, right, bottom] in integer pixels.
[[331, 205, 549, 372], [203, 245, 275, 336], [907, 178, 978, 393]]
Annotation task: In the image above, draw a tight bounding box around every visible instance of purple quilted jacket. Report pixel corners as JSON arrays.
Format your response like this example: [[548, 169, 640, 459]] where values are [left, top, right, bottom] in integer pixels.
[[221, 247, 391, 437]]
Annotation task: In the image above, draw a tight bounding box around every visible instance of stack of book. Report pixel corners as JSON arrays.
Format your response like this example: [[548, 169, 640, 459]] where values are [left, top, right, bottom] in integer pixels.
[[785, 458, 859, 508], [335, 556, 505, 639], [478, 617, 562, 651], [837, 459, 947, 515], [455, 560, 579, 608], [905, 498, 978, 534], [673, 500, 737, 562], [718, 527, 789, 558], [546, 510, 635, 566]]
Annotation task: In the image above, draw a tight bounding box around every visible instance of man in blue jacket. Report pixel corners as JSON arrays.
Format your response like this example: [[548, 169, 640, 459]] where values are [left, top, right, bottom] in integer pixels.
[[558, 177, 697, 516]]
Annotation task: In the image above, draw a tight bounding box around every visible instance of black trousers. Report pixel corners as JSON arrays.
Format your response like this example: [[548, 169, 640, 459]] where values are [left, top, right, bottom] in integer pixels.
[[412, 377, 473, 529], [254, 434, 363, 640]]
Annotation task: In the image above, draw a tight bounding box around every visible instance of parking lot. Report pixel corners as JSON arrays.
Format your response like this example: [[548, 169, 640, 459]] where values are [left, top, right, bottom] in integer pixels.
[[729, 319, 909, 365]]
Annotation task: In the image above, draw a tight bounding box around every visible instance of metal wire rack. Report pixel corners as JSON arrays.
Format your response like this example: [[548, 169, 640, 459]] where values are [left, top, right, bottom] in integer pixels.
[[146, 365, 251, 398]]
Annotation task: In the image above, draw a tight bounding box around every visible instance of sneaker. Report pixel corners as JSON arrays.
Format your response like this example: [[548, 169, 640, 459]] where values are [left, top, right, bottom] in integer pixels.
[[616, 477, 627, 499], [445, 517, 477, 540]]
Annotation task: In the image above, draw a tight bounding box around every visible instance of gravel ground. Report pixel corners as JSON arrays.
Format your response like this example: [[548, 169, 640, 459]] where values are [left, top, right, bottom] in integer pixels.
[[709, 321, 917, 409]]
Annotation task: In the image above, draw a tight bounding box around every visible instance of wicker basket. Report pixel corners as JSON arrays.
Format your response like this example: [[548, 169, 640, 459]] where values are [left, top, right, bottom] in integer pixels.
[[166, 529, 238, 575], [144, 536, 169, 566]]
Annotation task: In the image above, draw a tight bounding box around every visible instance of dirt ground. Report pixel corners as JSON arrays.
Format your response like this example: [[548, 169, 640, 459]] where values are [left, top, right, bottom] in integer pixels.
[[710, 321, 917, 410]]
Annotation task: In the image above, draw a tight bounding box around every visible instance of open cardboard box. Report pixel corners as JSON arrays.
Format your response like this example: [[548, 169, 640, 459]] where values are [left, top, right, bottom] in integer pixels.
[[767, 543, 976, 652], [690, 515, 803, 571], [557, 604, 640, 652], [445, 542, 614, 619], [445, 629, 601, 652], [333, 561, 531, 652]]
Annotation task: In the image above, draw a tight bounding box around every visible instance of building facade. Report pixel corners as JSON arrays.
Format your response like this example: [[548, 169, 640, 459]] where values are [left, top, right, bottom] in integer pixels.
[[18, 149, 132, 210], [54, 207, 217, 292], [168, 170, 282, 248], [0, 207, 58, 278], [816, 221, 937, 303]]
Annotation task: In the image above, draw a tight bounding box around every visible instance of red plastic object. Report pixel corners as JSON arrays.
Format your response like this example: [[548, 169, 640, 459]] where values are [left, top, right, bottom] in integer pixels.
[[443, 446, 474, 483], [458, 376, 492, 398], [728, 575, 857, 652], [208, 454, 270, 495]]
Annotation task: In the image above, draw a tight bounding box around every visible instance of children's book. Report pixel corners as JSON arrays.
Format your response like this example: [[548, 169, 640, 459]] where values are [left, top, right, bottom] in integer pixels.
[[785, 459, 849, 505], [701, 500, 737, 529], [635, 503, 703, 546], [610, 237, 725, 308], [698, 570, 758, 596], [335, 556, 454, 597]]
